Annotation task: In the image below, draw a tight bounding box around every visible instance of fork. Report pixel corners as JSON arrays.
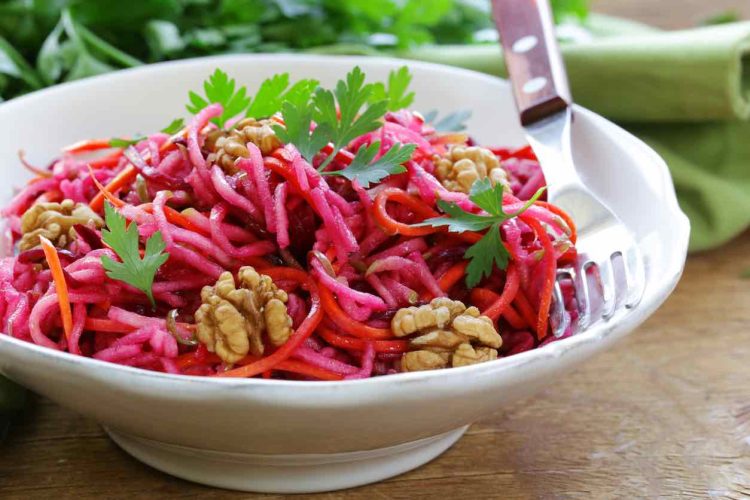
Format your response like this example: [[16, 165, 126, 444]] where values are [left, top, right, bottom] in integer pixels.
[[491, 0, 645, 336]]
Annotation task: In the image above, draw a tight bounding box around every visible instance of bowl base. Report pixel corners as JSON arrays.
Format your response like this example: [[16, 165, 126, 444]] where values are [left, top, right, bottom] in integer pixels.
[[105, 425, 468, 493]]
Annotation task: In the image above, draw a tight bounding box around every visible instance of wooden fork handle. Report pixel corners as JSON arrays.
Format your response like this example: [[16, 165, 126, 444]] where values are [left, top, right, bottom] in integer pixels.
[[491, 0, 572, 126]]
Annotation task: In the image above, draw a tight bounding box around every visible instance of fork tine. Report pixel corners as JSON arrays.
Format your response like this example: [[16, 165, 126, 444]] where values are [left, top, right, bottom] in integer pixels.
[[599, 258, 617, 320], [551, 271, 571, 338], [622, 245, 646, 308], [572, 264, 591, 329]]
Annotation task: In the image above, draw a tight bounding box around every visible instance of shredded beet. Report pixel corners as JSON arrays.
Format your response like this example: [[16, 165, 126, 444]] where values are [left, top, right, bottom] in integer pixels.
[[0, 92, 578, 381]]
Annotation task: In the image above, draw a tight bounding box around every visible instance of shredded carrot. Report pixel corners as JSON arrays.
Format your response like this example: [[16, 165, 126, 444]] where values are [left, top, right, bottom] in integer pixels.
[[39, 236, 73, 340], [535, 200, 577, 244], [84, 318, 133, 334], [63, 139, 114, 154], [89, 165, 137, 211], [521, 216, 556, 339], [88, 150, 124, 170], [513, 288, 539, 329], [319, 286, 394, 340], [373, 188, 440, 236], [481, 263, 520, 322], [438, 260, 469, 292], [318, 324, 408, 354], [274, 359, 343, 381]]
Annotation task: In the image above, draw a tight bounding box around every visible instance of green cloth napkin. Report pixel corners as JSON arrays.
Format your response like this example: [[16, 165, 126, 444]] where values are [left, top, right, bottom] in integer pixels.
[[394, 17, 750, 251]]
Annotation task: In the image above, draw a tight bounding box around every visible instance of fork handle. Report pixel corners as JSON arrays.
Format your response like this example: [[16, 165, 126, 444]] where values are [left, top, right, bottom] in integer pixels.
[[491, 0, 572, 126]]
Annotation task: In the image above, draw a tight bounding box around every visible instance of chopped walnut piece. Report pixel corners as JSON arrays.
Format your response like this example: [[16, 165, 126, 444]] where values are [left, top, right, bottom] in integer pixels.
[[392, 297, 502, 372], [434, 145, 510, 194], [195, 266, 292, 364], [19, 199, 103, 251], [401, 350, 450, 372], [208, 118, 282, 174], [451, 343, 498, 368]]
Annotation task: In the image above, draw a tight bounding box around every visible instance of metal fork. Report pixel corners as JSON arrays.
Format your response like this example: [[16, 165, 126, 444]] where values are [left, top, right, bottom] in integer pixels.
[[491, 0, 645, 336]]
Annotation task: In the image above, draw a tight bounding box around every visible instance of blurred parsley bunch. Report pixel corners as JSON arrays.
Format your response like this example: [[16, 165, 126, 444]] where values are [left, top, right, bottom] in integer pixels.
[[0, 0, 588, 102]]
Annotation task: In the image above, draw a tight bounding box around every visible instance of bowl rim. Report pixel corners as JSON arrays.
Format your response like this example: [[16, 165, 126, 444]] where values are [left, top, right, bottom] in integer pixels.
[[0, 53, 690, 389]]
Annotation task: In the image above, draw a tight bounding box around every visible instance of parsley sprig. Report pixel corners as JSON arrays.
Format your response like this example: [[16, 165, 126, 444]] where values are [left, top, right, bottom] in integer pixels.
[[323, 141, 416, 188], [186, 68, 251, 128], [185, 68, 319, 129], [100, 202, 169, 308], [369, 65, 415, 111], [274, 65, 416, 185], [417, 179, 546, 287], [184, 66, 418, 186]]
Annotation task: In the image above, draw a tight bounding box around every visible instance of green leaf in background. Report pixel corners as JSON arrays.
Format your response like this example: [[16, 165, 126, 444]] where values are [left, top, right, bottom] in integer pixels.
[[0, 35, 43, 97], [550, 0, 589, 23], [144, 20, 186, 59], [701, 11, 740, 26], [0, 0, 590, 100]]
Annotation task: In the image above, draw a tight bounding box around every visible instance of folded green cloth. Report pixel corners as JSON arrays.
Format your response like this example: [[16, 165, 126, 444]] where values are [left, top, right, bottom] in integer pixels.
[[394, 18, 750, 251]]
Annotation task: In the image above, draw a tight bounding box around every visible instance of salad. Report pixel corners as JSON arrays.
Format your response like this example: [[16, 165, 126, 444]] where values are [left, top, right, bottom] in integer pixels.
[[0, 66, 578, 381]]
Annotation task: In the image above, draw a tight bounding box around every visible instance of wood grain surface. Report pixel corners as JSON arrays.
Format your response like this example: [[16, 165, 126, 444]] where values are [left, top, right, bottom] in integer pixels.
[[2, 2, 750, 499]]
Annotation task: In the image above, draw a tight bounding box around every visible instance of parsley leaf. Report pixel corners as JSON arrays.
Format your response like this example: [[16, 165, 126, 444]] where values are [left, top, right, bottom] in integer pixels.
[[311, 66, 389, 170], [108, 137, 142, 148], [185, 68, 251, 128], [370, 66, 415, 111], [273, 99, 331, 161], [161, 118, 185, 135], [246, 73, 318, 119], [416, 180, 546, 287], [100, 202, 169, 308], [465, 223, 507, 288], [324, 141, 414, 188]]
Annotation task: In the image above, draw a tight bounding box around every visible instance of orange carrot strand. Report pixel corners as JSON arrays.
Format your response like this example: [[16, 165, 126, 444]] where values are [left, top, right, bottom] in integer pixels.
[[39, 237, 73, 340]]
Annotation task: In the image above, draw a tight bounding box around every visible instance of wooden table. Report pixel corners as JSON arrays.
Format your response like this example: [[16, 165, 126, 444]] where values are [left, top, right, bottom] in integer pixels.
[[3, 3, 750, 499]]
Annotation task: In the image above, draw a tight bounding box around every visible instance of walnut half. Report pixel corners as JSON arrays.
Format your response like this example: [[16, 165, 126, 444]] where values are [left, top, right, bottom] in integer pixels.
[[207, 118, 282, 174], [195, 266, 292, 364], [393, 298, 502, 372], [434, 146, 510, 194], [19, 199, 103, 251]]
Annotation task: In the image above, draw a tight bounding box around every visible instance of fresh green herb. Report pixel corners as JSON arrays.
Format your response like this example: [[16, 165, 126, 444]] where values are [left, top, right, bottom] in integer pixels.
[[274, 66, 389, 172], [273, 99, 331, 161], [423, 109, 472, 132], [416, 178, 546, 287], [186, 68, 251, 128], [161, 118, 185, 135], [323, 141, 415, 187], [315, 66, 388, 170], [108, 137, 140, 148], [100, 202, 169, 308], [246, 73, 319, 119], [741, 268, 750, 279], [370, 66, 415, 111]]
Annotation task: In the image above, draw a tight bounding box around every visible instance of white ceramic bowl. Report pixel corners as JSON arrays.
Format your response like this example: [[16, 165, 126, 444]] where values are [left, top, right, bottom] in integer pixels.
[[0, 55, 689, 493]]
